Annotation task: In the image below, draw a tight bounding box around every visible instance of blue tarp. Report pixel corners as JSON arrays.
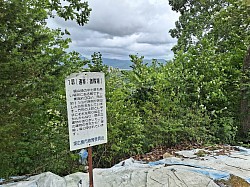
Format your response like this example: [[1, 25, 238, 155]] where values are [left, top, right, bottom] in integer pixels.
[[149, 159, 212, 169], [148, 159, 230, 181], [1, 146, 250, 186], [147, 146, 250, 184]]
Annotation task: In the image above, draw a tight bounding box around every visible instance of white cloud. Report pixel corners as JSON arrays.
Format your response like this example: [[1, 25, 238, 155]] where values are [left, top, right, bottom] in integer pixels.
[[47, 0, 179, 60]]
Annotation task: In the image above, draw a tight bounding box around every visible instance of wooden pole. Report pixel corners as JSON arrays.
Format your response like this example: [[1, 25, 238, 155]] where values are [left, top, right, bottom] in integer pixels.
[[88, 147, 94, 187]]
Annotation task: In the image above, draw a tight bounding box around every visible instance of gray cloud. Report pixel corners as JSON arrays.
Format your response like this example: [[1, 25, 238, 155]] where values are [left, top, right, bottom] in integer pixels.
[[47, 0, 179, 60]]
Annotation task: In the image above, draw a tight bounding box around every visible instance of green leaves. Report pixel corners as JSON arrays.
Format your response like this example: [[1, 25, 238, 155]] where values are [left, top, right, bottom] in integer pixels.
[[168, 0, 250, 140], [45, 0, 91, 26], [0, 0, 90, 178], [1, 0, 249, 179], [87, 52, 109, 73]]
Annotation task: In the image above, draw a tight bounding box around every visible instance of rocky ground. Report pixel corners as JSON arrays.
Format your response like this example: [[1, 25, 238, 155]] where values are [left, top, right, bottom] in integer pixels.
[[133, 144, 236, 162]]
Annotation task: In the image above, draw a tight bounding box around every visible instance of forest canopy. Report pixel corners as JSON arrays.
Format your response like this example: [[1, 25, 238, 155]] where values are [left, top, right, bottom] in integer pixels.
[[0, 0, 249, 178]]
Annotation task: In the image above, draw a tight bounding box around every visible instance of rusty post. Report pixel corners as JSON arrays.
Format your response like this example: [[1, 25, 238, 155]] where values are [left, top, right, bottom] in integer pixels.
[[88, 146, 94, 187]]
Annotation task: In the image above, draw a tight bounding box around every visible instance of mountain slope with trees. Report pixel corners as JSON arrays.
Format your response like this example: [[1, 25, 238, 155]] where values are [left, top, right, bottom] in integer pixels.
[[0, 0, 249, 179]]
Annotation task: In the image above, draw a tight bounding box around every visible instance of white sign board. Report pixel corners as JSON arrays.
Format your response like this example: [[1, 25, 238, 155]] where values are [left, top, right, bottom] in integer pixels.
[[65, 72, 107, 151]]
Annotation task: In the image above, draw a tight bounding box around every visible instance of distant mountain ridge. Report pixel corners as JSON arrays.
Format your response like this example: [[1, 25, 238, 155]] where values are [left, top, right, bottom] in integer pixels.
[[80, 56, 166, 69], [102, 58, 166, 69], [102, 58, 132, 69]]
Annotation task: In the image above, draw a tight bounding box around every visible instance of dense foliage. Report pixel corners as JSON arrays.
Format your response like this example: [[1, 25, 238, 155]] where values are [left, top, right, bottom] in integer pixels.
[[0, 0, 249, 179], [93, 0, 250, 167], [168, 0, 250, 137], [0, 0, 91, 178]]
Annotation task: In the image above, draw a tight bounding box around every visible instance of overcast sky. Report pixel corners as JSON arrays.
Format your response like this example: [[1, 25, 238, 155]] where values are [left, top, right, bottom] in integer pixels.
[[48, 0, 179, 60]]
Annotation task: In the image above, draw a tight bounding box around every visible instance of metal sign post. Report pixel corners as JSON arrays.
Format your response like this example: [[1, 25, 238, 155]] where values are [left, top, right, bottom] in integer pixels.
[[88, 147, 94, 187], [65, 72, 107, 187]]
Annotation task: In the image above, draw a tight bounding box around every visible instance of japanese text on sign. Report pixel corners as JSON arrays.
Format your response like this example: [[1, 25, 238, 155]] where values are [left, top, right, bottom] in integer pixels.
[[65, 72, 107, 151]]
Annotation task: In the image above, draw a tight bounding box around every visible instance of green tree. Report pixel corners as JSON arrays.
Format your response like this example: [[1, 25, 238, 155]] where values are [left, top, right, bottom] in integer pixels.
[[87, 52, 108, 73], [169, 0, 228, 52], [0, 0, 90, 178], [168, 0, 250, 139], [123, 55, 212, 148], [93, 68, 144, 167]]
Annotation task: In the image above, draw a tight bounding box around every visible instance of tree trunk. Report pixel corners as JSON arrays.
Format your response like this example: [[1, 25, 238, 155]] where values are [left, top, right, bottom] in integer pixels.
[[240, 46, 250, 137]]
